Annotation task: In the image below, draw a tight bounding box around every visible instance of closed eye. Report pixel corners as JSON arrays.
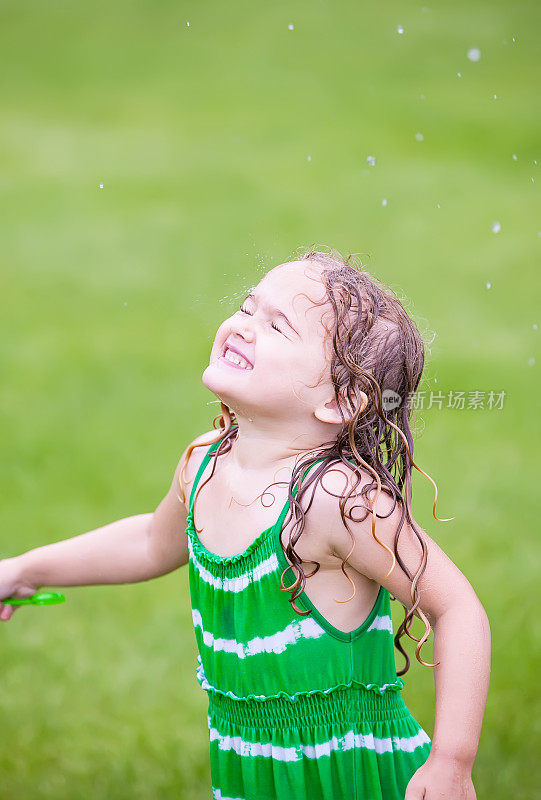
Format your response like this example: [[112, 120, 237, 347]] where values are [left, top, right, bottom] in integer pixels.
[[239, 305, 285, 335]]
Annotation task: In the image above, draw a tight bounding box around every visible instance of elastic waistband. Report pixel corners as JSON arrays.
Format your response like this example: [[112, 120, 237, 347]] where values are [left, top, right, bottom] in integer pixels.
[[207, 686, 410, 729]]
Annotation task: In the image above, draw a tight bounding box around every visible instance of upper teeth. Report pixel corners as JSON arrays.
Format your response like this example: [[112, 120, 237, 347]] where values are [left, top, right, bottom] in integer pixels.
[[224, 348, 250, 368]]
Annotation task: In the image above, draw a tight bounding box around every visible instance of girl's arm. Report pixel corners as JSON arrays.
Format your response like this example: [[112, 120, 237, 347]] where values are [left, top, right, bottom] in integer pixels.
[[404, 592, 490, 799], [23, 448, 192, 586], [11, 512, 162, 589], [318, 467, 491, 800], [1, 511, 174, 621], [430, 600, 491, 770], [0, 437, 201, 621]]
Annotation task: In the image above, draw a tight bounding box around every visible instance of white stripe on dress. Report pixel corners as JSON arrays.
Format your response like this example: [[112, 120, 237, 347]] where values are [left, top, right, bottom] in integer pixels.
[[207, 720, 431, 760], [188, 538, 279, 592], [192, 609, 326, 659], [212, 789, 245, 800], [366, 615, 394, 634]]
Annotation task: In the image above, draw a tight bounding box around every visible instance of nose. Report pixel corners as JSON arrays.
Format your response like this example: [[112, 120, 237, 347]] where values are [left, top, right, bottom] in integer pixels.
[[235, 321, 254, 342]]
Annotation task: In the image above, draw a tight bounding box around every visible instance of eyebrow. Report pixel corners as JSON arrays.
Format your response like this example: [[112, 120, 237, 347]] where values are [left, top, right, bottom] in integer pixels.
[[244, 291, 301, 337]]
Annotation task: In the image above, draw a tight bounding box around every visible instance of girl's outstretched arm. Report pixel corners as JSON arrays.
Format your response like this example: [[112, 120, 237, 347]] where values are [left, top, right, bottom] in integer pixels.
[[0, 433, 210, 622], [316, 467, 491, 800]]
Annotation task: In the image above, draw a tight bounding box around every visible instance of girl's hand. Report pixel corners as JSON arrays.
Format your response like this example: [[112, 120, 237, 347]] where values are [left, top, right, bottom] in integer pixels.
[[0, 557, 40, 621], [405, 753, 476, 800]]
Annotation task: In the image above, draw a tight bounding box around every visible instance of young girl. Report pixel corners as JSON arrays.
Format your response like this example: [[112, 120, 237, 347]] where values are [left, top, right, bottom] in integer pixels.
[[1, 247, 490, 800]]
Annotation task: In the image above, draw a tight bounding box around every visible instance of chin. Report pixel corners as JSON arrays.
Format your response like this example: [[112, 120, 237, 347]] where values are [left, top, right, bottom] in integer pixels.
[[202, 364, 262, 419], [201, 363, 219, 391], [202, 363, 237, 405]]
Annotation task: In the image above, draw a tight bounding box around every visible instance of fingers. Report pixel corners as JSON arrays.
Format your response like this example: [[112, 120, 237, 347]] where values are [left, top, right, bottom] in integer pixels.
[[0, 603, 18, 622]]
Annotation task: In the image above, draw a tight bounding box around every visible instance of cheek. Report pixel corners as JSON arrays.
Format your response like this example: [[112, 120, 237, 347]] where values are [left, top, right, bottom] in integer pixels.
[[279, 344, 319, 379], [291, 346, 330, 390]]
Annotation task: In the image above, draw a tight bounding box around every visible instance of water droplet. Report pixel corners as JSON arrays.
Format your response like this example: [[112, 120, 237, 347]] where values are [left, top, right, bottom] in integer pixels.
[[307, 155, 311, 162], [415, 132, 424, 142], [124, 301, 128, 307], [367, 155, 376, 166], [491, 221, 501, 234], [533, 323, 538, 331], [528, 357, 535, 367], [467, 47, 481, 62], [186, 21, 190, 26], [420, 94, 426, 100], [382, 198, 388, 207], [457, 72, 462, 78], [288, 23, 294, 30], [99, 182, 103, 189], [512, 36, 516, 43], [486, 281, 491, 289], [531, 177, 535, 183], [434, 377, 438, 383], [436, 203, 441, 209], [397, 25, 404, 34], [493, 94, 498, 100], [512, 154, 518, 161]]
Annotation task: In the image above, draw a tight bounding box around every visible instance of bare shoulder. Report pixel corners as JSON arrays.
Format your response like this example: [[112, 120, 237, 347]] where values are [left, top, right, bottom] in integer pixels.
[[309, 459, 482, 624], [176, 429, 223, 512], [306, 458, 399, 555]]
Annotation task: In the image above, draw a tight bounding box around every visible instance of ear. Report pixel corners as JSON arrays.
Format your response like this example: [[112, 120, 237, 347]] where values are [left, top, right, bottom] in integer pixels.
[[313, 392, 368, 425]]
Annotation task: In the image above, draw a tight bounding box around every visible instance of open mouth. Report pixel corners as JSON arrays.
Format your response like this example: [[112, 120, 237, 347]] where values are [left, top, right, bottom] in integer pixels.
[[219, 345, 254, 370]]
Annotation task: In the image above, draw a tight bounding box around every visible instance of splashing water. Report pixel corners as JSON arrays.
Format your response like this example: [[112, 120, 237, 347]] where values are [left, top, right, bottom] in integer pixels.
[[467, 48, 481, 62]]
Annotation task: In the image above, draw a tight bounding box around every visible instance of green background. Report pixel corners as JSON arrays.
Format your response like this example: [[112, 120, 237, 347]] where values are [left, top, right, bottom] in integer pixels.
[[1, 1, 539, 798]]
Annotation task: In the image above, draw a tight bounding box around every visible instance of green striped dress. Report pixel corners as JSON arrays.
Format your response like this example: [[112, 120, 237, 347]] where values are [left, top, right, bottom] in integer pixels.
[[186, 438, 431, 800]]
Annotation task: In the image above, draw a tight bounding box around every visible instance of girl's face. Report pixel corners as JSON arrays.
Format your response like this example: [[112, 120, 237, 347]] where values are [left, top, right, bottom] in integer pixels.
[[202, 261, 335, 424]]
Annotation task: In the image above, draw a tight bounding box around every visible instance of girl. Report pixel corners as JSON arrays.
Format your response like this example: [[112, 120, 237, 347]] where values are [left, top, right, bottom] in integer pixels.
[[1, 247, 490, 800]]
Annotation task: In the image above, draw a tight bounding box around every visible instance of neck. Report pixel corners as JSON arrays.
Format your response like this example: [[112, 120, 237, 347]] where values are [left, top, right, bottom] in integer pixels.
[[223, 413, 336, 474]]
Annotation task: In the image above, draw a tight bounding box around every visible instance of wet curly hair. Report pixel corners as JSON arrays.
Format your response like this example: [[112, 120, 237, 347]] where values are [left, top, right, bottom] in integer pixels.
[[178, 245, 451, 675]]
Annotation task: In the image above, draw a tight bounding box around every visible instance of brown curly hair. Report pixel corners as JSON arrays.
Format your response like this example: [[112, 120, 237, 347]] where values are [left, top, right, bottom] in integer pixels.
[[178, 245, 452, 676]]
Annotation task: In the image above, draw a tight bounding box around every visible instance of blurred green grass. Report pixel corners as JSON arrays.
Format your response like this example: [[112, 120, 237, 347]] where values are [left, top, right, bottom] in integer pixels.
[[1, 1, 539, 798]]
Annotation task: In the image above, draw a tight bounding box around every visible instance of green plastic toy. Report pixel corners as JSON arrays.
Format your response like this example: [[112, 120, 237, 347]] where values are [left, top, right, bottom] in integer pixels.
[[2, 591, 66, 606]]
